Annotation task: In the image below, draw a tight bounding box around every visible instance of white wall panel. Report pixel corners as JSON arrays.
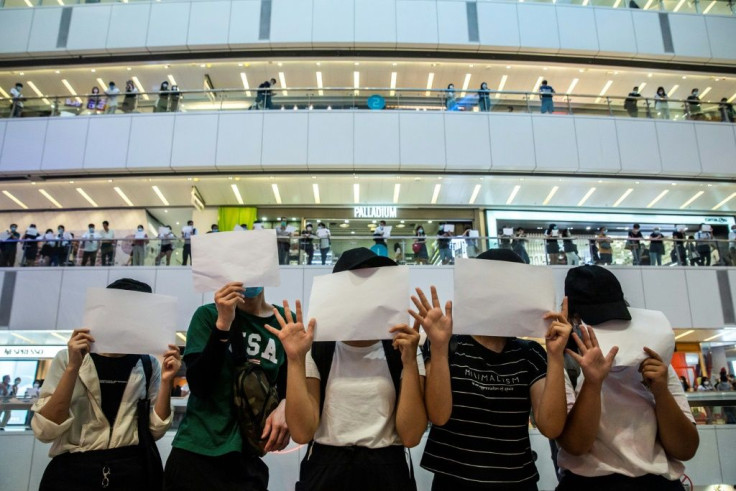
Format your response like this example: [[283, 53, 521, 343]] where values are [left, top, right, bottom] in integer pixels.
[[9, 269, 63, 330], [187, 1, 230, 50], [354, 112, 400, 169], [615, 119, 662, 174], [28, 438, 52, 491], [26, 8, 64, 57], [264, 267, 304, 312], [641, 268, 692, 327], [685, 269, 724, 328], [556, 6, 598, 54], [399, 112, 445, 170], [574, 118, 621, 173], [312, 0, 354, 47], [41, 118, 88, 172], [608, 268, 645, 309], [730, 270, 736, 323], [261, 112, 308, 169], [301, 266, 331, 314], [270, 0, 313, 47], [477, 2, 520, 52], [171, 113, 218, 169], [517, 3, 559, 53], [106, 4, 151, 53], [0, 119, 46, 173], [0, 9, 32, 56], [632, 11, 669, 60], [669, 13, 712, 62], [0, 434, 33, 491], [716, 427, 736, 485], [0, 121, 6, 175], [154, 269, 204, 331], [127, 115, 175, 169], [705, 16, 736, 64], [146, 3, 191, 51], [355, 0, 396, 47], [532, 116, 579, 172], [437, 1, 475, 50], [409, 267, 453, 312], [56, 268, 110, 330], [397, 0, 439, 49], [687, 427, 722, 485], [215, 112, 263, 169], [695, 121, 736, 178], [66, 5, 112, 54], [594, 9, 636, 58], [307, 112, 353, 170], [84, 116, 131, 170], [655, 122, 701, 176], [443, 113, 492, 171], [489, 115, 535, 171], [228, 0, 264, 49]]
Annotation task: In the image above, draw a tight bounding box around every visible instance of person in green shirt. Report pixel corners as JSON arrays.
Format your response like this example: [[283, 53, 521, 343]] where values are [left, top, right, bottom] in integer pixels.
[[164, 282, 290, 491]]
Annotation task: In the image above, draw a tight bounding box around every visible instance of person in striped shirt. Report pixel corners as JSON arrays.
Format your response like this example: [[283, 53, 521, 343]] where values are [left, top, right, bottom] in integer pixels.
[[410, 249, 572, 490]]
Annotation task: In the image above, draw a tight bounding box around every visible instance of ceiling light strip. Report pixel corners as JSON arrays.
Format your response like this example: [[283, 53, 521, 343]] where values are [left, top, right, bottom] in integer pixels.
[[2, 190, 28, 209], [469, 184, 482, 205], [679, 191, 704, 209], [711, 192, 736, 210], [542, 186, 559, 206], [39, 189, 62, 208], [76, 187, 99, 207], [674, 329, 694, 340], [431, 184, 441, 205], [312, 183, 320, 204], [231, 184, 244, 205], [612, 188, 633, 208], [646, 190, 669, 208], [113, 186, 134, 207], [353, 183, 360, 204], [505, 185, 520, 205], [393, 183, 401, 204], [577, 187, 597, 207], [152, 185, 169, 206], [271, 183, 282, 204]]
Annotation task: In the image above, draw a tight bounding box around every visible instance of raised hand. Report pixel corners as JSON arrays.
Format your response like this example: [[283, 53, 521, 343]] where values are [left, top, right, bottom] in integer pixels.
[[161, 344, 182, 383], [639, 347, 669, 395], [264, 300, 315, 362], [542, 297, 573, 359], [566, 324, 618, 386], [409, 286, 453, 348], [67, 329, 95, 371], [214, 282, 245, 332], [389, 323, 421, 366]]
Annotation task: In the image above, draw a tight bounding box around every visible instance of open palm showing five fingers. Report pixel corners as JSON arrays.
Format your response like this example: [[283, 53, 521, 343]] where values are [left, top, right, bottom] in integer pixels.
[[409, 285, 453, 347], [566, 324, 618, 385], [264, 299, 316, 361]]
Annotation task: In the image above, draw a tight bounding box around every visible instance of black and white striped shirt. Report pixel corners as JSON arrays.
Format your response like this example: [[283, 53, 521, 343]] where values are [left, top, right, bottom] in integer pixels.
[[421, 336, 547, 488]]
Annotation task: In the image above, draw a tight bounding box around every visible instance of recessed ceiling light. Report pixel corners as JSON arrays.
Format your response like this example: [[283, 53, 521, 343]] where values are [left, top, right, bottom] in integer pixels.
[[76, 187, 99, 207], [313, 183, 320, 204], [2, 190, 28, 209], [39, 189, 62, 208], [612, 188, 633, 207], [151, 185, 169, 206], [679, 191, 704, 209], [542, 186, 559, 206], [271, 183, 282, 204], [231, 184, 244, 205], [470, 184, 482, 205], [114, 187, 134, 206], [646, 190, 669, 208], [711, 192, 736, 210], [393, 183, 401, 204], [353, 183, 360, 204], [431, 184, 441, 205], [577, 187, 597, 207], [505, 185, 520, 205]]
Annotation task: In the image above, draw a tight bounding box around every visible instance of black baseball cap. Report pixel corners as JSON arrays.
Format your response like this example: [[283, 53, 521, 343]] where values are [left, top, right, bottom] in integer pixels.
[[107, 278, 153, 293], [564, 265, 631, 325], [476, 248, 524, 264], [332, 247, 396, 273]]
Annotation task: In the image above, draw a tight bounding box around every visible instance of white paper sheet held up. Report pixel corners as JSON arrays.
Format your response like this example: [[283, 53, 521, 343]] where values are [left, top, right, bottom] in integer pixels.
[[502, 228, 514, 236], [307, 266, 410, 342], [443, 224, 455, 234], [587, 308, 674, 367], [190, 229, 281, 292], [285, 226, 297, 234], [382, 226, 392, 238], [453, 258, 556, 337], [253, 223, 264, 230], [83, 288, 178, 355], [469, 230, 479, 238]]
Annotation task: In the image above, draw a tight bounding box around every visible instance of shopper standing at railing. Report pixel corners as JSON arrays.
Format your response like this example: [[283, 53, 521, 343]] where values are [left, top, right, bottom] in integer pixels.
[[276, 221, 292, 265], [545, 224, 561, 265], [317, 222, 331, 265], [155, 225, 176, 266], [655, 87, 670, 119], [413, 225, 428, 265], [562, 229, 580, 266], [155, 81, 170, 113], [50, 225, 72, 267], [256, 78, 277, 110], [539, 80, 555, 114], [512, 227, 531, 264], [81, 224, 101, 267], [626, 224, 643, 266], [437, 224, 453, 265], [445, 83, 456, 110], [477, 82, 491, 112], [100, 221, 115, 266], [686, 88, 702, 120], [87, 86, 102, 114], [121, 80, 138, 114], [21, 224, 40, 267], [9, 82, 24, 118], [694, 224, 713, 266], [181, 220, 196, 266], [463, 226, 479, 258], [105, 81, 120, 115], [169, 85, 181, 113], [132, 225, 149, 266], [672, 226, 687, 265], [0, 223, 20, 267], [624, 86, 641, 118], [648, 228, 665, 266], [300, 223, 316, 265], [719, 97, 735, 123], [596, 227, 613, 265], [728, 224, 736, 266]]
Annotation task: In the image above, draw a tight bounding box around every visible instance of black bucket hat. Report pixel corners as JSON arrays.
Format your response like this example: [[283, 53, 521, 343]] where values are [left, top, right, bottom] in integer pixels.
[[564, 265, 631, 325], [332, 247, 397, 274], [476, 248, 524, 264], [107, 278, 153, 293]]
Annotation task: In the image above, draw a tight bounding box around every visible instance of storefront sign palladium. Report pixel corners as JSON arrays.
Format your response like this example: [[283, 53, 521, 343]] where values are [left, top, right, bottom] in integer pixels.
[[353, 206, 398, 219]]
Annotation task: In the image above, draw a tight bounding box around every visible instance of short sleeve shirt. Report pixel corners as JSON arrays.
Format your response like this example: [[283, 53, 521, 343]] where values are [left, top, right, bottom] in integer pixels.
[[421, 335, 547, 487], [172, 304, 287, 457]]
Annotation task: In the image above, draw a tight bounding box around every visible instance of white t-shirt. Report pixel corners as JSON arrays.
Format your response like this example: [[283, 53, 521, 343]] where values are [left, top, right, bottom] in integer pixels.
[[305, 341, 425, 449], [557, 366, 694, 481]]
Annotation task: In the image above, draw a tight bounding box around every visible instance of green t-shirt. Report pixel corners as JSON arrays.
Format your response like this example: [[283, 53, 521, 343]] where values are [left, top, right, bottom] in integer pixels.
[[172, 303, 288, 457]]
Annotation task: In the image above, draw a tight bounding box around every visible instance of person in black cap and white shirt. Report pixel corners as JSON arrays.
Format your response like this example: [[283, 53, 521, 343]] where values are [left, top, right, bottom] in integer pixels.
[[265, 247, 427, 491], [413, 249, 572, 490], [556, 265, 698, 491], [31, 278, 181, 490]]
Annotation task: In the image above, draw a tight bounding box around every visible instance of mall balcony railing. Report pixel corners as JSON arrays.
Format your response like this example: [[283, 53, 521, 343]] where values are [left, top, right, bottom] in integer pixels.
[[0, 0, 734, 16], [2, 87, 735, 124], [2, 234, 734, 268]]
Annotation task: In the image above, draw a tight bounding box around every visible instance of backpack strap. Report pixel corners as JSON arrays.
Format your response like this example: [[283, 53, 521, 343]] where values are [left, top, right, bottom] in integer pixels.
[[310, 341, 336, 416], [139, 355, 153, 400], [380, 339, 403, 399]]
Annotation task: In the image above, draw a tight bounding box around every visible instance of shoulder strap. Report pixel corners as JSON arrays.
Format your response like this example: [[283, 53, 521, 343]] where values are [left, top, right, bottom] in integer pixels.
[[140, 355, 153, 400], [311, 341, 336, 416], [381, 340, 403, 400]]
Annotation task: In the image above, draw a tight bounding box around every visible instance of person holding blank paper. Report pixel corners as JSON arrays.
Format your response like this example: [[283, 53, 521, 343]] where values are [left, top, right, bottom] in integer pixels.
[[412, 249, 571, 491], [555, 265, 698, 490], [31, 278, 181, 491], [165, 282, 290, 491], [265, 248, 427, 491]]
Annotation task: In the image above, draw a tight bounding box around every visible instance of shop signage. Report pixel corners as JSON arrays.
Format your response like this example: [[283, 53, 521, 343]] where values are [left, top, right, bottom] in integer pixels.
[[704, 217, 729, 225], [1, 346, 65, 359], [353, 206, 398, 219]]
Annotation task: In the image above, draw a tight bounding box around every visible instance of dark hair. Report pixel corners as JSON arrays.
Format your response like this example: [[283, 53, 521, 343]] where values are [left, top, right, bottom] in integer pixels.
[[447, 83, 454, 89], [211, 224, 218, 229], [657, 86, 665, 95], [45, 229, 53, 234], [10, 223, 17, 228], [15, 82, 23, 88], [109, 81, 115, 86], [160, 81, 169, 91], [88, 223, 95, 228], [380, 220, 386, 226], [137, 224, 144, 229], [91, 87, 99, 94], [58, 225, 65, 230], [102, 221, 109, 226], [633, 223, 640, 229], [546, 223, 557, 233], [29, 223, 36, 228], [187, 220, 193, 225], [270, 78, 277, 84], [317, 222, 325, 227], [542, 80, 548, 85], [107, 278, 152, 293]]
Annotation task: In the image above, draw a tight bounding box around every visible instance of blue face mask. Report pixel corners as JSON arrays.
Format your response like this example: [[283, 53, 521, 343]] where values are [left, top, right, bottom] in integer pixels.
[[243, 287, 263, 298]]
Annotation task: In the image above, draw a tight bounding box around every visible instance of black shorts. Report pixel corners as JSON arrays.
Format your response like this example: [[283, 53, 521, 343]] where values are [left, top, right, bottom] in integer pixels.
[[164, 447, 268, 491], [161, 244, 173, 253], [40, 445, 146, 491], [556, 472, 685, 491]]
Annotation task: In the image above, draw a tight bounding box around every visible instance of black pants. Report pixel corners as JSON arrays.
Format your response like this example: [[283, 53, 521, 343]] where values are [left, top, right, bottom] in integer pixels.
[[182, 244, 191, 266], [82, 251, 97, 266], [696, 245, 711, 266], [304, 245, 314, 265], [278, 242, 290, 265], [320, 247, 329, 265], [432, 473, 538, 491], [40, 445, 146, 491], [556, 472, 685, 491], [101, 244, 114, 266], [164, 447, 268, 491], [296, 443, 415, 491], [0, 248, 16, 266]]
